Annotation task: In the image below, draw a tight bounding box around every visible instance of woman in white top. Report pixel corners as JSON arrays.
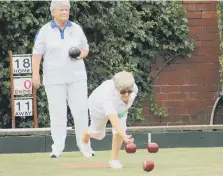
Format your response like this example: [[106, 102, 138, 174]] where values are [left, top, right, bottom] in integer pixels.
[[81, 71, 138, 169]]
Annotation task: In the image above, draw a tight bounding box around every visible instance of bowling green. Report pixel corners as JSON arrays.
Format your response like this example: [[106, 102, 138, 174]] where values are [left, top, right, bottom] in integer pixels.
[[0, 147, 222, 176]]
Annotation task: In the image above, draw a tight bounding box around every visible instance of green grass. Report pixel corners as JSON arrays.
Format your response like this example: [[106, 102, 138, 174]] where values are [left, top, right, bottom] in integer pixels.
[[0, 147, 222, 176]]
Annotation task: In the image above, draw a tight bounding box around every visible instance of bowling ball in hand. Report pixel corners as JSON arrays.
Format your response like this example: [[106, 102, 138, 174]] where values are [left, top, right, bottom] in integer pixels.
[[69, 47, 81, 59], [125, 143, 137, 153]]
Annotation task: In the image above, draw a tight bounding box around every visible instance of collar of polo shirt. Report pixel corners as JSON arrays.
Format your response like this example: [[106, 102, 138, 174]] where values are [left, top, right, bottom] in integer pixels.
[[50, 19, 73, 39], [50, 19, 72, 28]]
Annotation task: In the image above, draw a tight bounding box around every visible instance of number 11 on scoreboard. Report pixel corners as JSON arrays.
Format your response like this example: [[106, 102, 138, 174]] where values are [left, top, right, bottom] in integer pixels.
[[14, 99, 33, 117]]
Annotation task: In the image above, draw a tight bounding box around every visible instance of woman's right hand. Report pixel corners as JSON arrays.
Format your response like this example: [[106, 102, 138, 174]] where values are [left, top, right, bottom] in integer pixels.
[[123, 135, 134, 144]]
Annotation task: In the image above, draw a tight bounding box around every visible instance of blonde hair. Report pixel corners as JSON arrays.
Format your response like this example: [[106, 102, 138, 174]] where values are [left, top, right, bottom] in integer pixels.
[[112, 71, 135, 90], [50, 0, 70, 14]]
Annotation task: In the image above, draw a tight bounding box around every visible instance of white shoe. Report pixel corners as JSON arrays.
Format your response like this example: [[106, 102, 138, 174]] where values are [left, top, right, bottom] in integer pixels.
[[80, 143, 92, 158], [109, 160, 123, 169], [89, 147, 95, 156], [50, 152, 61, 158], [87, 140, 95, 156]]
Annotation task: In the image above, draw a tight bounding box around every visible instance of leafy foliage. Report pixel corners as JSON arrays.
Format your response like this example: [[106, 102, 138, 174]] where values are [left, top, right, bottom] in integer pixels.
[[0, 1, 194, 128], [217, 2, 223, 91]]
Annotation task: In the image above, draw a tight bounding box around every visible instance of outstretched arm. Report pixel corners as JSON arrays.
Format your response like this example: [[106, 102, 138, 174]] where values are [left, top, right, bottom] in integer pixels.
[[108, 113, 133, 144]]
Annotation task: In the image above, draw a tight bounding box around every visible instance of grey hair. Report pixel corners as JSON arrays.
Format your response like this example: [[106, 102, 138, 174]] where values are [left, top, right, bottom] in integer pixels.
[[113, 71, 135, 90], [50, 0, 70, 14]]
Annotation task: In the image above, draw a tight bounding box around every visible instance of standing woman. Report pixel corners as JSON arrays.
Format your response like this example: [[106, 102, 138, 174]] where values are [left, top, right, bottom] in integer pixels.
[[32, 0, 93, 158]]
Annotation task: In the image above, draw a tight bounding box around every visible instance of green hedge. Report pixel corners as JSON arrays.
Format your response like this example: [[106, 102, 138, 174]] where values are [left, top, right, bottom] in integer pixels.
[[0, 1, 194, 128], [217, 2, 223, 91]]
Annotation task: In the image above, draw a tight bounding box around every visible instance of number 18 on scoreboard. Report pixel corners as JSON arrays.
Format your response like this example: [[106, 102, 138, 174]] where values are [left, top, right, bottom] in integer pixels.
[[13, 56, 32, 74]]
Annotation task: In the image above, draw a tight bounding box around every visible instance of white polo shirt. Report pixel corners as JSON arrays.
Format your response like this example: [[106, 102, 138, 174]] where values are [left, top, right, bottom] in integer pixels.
[[32, 20, 89, 85], [88, 79, 138, 119]]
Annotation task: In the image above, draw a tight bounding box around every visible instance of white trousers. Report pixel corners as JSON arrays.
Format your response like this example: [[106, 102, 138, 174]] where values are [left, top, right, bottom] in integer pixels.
[[45, 80, 88, 155], [88, 111, 127, 140]]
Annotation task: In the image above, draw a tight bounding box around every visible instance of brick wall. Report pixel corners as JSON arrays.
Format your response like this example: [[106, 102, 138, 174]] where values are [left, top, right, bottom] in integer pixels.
[[143, 0, 221, 126]]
